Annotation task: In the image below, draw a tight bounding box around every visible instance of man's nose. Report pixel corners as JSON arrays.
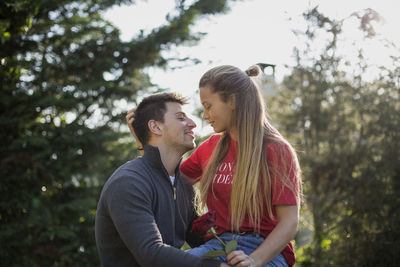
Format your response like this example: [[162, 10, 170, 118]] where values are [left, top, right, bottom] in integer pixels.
[[187, 118, 196, 128]]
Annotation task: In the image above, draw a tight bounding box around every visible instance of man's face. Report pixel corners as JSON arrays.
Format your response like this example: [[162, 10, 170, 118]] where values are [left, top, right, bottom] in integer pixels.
[[158, 102, 196, 152]]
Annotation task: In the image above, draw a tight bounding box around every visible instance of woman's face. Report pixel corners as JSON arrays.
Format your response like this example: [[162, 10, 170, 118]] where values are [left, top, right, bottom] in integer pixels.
[[199, 85, 235, 133]]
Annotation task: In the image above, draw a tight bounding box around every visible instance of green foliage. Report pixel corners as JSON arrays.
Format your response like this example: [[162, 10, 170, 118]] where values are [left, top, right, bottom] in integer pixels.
[[203, 249, 226, 258], [224, 239, 238, 254], [270, 7, 400, 266], [0, 0, 232, 265], [200, 238, 237, 258]]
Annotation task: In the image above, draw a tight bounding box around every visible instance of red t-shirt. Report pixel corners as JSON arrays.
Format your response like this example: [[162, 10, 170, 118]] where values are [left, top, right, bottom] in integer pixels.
[[180, 134, 298, 266]]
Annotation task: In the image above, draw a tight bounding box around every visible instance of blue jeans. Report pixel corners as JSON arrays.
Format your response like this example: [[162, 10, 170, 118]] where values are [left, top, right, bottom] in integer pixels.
[[187, 232, 288, 267]]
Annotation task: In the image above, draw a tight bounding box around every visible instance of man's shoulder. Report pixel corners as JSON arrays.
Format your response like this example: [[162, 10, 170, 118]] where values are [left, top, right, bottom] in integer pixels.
[[108, 158, 142, 179], [101, 157, 153, 194]]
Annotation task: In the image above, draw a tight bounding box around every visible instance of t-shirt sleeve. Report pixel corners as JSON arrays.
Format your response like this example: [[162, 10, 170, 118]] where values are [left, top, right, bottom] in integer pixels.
[[268, 142, 300, 206], [181, 146, 202, 180], [180, 135, 220, 181]]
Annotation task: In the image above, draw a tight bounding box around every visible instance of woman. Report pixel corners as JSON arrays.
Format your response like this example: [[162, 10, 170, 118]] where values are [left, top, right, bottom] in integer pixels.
[[127, 65, 301, 267]]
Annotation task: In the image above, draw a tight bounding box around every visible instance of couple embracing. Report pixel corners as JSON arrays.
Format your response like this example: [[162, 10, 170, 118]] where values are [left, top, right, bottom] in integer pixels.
[[95, 65, 302, 267]]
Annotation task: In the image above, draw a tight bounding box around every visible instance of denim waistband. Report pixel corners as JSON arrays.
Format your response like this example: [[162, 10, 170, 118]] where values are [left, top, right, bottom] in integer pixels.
[[224, 231, 262, 238]]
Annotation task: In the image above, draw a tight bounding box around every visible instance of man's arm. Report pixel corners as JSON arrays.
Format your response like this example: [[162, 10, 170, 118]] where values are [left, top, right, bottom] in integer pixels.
[[106, 175, 221, 267]]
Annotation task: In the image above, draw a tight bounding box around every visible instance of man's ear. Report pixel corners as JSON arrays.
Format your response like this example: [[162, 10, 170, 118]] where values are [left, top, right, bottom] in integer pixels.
[[148, 120, 162, 136], [228, 94, 236, 110]]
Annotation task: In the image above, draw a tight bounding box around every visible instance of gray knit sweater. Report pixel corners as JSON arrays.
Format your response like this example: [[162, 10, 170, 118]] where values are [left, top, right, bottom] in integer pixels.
[[95, 145, 220, 267]]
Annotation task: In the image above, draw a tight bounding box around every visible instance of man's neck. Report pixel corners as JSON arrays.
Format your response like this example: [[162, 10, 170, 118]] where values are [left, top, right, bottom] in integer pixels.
[[149, 142, 185, 176]]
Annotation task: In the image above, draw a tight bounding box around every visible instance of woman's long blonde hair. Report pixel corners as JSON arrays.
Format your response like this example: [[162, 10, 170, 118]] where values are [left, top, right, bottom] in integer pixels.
[[197, 65, 301, 231]]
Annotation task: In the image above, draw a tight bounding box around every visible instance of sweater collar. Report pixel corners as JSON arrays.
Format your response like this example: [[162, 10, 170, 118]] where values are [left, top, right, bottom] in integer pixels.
[[142, 145, 182, 177]]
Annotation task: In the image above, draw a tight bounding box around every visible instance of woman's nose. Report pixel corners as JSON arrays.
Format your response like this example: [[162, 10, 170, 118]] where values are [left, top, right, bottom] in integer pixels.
[[202, 111, 208, 120]]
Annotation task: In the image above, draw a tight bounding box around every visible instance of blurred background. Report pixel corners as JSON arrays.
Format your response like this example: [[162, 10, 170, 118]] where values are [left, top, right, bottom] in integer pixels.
[[1, 0, 399, 266]]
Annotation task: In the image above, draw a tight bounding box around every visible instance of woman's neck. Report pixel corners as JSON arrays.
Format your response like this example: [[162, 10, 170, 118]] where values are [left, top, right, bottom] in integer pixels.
[[229, 128, 238, 141]]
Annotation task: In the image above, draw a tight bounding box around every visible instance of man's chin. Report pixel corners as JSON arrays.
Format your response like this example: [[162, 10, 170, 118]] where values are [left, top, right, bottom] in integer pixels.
[[182, 142, 195, 151], [186, 143, 195, 150]]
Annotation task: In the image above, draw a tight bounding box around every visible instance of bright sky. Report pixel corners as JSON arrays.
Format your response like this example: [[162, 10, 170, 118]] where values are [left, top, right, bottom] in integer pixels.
[[104, 0, 400, 134]]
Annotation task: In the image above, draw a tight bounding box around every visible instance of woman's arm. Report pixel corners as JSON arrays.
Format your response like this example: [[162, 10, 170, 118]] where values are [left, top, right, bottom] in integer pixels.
[[226, 204, 299, 267], [181, 172, 199, 185], [126, 109, 144, 156]]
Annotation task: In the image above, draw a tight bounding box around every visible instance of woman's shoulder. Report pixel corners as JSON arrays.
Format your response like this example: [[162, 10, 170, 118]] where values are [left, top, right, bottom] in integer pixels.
[[265, 139, 294, 159], [209, 133, 223, 142], [189, 134, 222, 158], [265, 139, 286, 151], [199, 133, 222, 147]]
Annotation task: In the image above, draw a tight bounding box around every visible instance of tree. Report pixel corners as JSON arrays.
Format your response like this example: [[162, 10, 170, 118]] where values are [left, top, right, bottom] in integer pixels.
[[269, 7, 400, 266], [0, 0, 233, 265]]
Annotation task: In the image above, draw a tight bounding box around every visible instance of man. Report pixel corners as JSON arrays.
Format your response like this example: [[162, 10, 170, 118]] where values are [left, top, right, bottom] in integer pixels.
[[95, 93, 221, 267]]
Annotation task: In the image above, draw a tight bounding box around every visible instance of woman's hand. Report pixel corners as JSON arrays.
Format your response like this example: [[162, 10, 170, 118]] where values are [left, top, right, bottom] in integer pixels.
[[226, 250, 257, 267], [126, 108, 142, 149], [243, 205, 298, 266]]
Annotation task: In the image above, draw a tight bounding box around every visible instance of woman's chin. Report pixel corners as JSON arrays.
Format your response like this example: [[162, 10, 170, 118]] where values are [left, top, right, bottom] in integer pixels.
[[212, 127, 224, 133]]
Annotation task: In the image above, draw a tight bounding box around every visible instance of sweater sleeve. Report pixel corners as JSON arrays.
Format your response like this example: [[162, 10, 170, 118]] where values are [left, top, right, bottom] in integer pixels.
[[105, 174, 221, 267]]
